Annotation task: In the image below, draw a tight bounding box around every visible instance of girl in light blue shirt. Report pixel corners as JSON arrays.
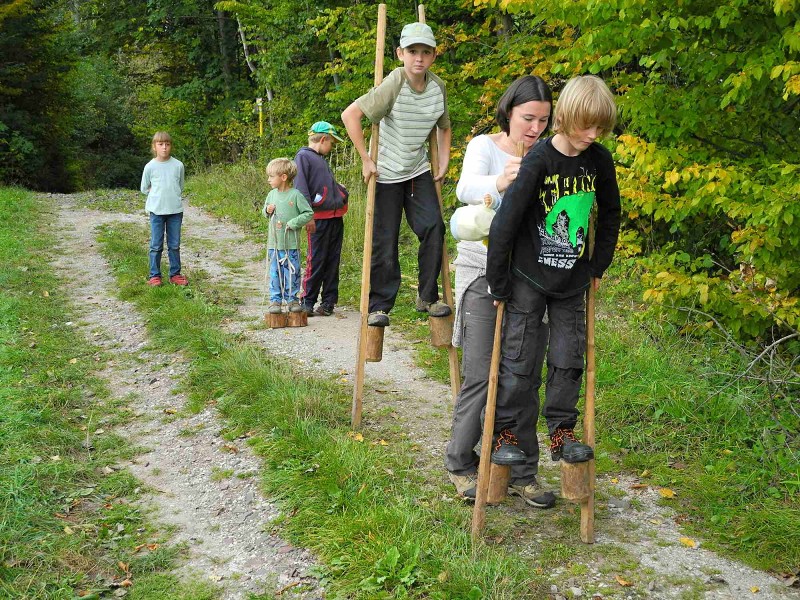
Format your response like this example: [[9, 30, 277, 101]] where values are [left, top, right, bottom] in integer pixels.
[[140, 131, 187, 286]]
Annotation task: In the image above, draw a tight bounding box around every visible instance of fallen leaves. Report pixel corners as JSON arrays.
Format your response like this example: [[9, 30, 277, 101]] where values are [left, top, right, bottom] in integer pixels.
[[679, 536, 698, 548], [658, 487, 677, 498], [614, 574, 633, 587], [347, 431, 364, 442]]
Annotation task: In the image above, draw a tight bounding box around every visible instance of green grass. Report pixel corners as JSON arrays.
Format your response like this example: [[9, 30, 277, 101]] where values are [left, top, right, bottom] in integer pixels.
[[186, 163, 799, 574], [0, 188, 217, 599]]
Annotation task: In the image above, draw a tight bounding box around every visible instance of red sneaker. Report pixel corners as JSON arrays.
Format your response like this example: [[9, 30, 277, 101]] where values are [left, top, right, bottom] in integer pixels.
[[169, 274, 188, 286], [147, 276, 162, 287]]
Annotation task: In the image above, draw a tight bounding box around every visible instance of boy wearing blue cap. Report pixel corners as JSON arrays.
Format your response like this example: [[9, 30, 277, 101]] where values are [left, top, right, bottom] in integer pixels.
[[294, 121, 349, 317], [342, 22, 452, 327]]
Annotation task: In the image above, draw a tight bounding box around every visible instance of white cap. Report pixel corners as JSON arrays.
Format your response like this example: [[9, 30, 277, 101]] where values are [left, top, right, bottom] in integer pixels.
[[399, 22, 436, 48]]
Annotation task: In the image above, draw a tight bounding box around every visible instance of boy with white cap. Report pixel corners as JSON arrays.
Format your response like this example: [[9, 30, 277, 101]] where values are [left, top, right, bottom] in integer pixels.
[[342, 21, 452, 327]]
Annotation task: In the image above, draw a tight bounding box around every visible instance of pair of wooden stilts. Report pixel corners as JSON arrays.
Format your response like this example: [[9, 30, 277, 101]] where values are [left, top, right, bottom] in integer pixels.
[[266, 310, 307, 328], [351, 3, 596, 544]]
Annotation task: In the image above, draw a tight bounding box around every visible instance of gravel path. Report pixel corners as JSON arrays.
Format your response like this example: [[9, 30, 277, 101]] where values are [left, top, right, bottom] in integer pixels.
[[50, 194, 799, 600]]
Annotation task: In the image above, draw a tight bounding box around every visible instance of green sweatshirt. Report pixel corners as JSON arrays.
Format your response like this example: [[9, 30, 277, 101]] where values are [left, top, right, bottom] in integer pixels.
[[262, 188, 314, 250]]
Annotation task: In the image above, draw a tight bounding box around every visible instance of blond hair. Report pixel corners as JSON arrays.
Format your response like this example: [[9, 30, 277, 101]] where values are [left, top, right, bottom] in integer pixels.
[[308, 132, 327, 143], [553, 76, 617, 137], [150, 131, 172, 156], [266, 157, 297, 182]]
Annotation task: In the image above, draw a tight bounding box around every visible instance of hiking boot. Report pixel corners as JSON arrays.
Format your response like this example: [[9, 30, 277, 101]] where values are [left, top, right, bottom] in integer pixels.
[[508, 479, 556, 509], [314, 304, 333, 316], [415, 296, 452, 317], [169, 274, 189, 286], [147, 276, 162, 287], [268, 302, 283, 314], [448, 472, 477, 500], [301, 304, 315, 317], [491, 430, 527, 465], [367, 311, 390, 327], [288, 301, 303, 313], [550, 428, 594, 463]]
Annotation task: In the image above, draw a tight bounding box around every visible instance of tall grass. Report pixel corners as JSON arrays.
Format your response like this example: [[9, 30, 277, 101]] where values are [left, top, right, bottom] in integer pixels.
[[0, 188, 217, 599]]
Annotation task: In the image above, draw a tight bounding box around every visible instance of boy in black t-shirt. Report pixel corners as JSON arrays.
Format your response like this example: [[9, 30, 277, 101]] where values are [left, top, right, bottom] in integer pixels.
[[486, 75, 621, 470]]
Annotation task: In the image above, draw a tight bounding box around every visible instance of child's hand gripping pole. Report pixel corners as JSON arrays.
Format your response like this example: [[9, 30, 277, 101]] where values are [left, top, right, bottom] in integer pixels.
[[418, 4, 461, 405], [471, 300, 505, 540], [352, 3, 387, 429]]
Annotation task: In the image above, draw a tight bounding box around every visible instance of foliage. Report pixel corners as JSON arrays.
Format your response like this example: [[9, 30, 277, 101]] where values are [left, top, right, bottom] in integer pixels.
[[0, 0, 76, 190], [473, 0, 800, 342]]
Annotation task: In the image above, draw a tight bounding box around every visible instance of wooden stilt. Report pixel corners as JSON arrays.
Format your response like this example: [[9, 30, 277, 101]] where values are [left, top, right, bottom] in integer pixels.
[[366, 326, 384, 362], [429, 314, 454, 348], [487, 463, 511, 505], [418, 5, 461, 405], [266, 312, 287, 328], [580, 210, 597, 544], [471, 301, 504, 539], [351, 4, 386, 429], [287, 311, 307, 327], [561, 461, 591, 502]]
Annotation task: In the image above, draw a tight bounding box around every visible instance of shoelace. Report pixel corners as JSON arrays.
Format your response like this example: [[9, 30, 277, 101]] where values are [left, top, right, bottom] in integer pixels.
[[550, 428, 578, 451], [495, 429, 519, 452]]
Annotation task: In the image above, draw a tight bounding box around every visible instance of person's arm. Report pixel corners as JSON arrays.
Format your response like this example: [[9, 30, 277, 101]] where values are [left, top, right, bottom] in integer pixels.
[[140, 164, 151, 195], [293, 153, 312, 202], [262, 192, 273, 219], [178, 161, 185, 195], [286, 192, 314, 230], [434, 126, 451, 182], [456, 137, 503, 207], [485, 158, 542, 299], [589, 145, 621, 280], [341, 102, 377, 183]]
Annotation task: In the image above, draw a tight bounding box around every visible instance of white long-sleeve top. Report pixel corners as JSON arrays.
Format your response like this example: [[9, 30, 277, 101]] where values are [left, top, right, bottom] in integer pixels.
[[452, 135, 514, 346], [140, 157, 185, 215]]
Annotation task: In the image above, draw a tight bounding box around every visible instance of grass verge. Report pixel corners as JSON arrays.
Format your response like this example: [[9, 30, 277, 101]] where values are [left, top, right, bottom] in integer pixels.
[[0, 188, 216, 599]]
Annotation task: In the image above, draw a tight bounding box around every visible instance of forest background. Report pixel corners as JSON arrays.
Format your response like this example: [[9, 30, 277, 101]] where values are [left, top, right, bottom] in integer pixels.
[[2, 0, 798, 460]]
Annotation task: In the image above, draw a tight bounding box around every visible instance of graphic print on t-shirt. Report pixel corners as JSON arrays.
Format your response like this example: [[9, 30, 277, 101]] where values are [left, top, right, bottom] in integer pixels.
[[538, 171, 595, 270]]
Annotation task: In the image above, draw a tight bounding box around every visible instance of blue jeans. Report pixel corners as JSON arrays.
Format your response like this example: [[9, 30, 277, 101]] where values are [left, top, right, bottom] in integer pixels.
[[269, 249, 301, 303], [149, 212, 183, 278]]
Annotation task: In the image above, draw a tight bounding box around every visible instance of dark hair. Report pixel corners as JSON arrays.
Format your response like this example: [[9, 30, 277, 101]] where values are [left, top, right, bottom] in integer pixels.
[[495, 76, 553, 135]]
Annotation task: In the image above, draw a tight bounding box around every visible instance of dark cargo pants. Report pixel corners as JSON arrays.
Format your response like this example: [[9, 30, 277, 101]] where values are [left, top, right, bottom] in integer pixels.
[[445, 276, 548, 485], [494, 275, 587, 439]]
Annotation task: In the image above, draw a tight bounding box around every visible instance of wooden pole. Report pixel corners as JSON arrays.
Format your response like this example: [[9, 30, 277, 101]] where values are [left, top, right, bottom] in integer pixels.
[[580, 210, 597, 543], [471, 141, 524, 538], [471, 301, 504, 540], [351, 4, 386, 429], [418, 4, 461, 405]]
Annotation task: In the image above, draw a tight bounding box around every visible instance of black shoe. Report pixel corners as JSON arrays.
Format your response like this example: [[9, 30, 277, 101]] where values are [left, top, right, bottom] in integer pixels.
[[314, 304, 333, 316], [367, 311, 390, 327], [491, 430, 527, 466], [550, 428, 594, 463], [301, 305, 315, 317]]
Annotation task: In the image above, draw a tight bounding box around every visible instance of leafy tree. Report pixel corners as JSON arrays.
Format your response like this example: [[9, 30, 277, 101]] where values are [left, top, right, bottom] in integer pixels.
[[0, 0, 77, 190]]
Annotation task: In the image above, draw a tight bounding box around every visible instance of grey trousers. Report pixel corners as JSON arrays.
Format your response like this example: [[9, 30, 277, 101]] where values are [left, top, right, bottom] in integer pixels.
[[494, 275, 586, 438], [445, 276, 548, 485]]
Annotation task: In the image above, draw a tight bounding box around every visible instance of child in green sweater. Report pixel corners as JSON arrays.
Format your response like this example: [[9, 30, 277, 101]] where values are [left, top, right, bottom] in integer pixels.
[[263, 158, 314, 313]]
